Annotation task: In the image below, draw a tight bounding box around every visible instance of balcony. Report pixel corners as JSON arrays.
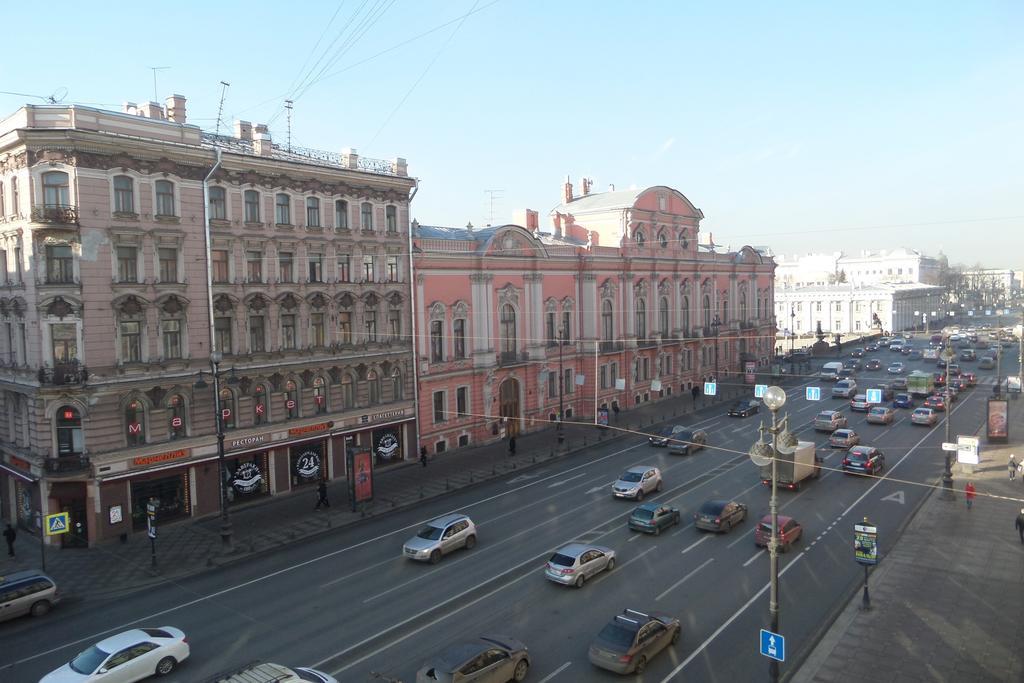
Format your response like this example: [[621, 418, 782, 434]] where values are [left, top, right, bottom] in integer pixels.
[[44, 455, 90, 476], [636, 337, 658, 349], [39, 361, 89, 386], [599, 341, 625, 353], [31, 205, 79, 226], [497, 350, 530, 367]]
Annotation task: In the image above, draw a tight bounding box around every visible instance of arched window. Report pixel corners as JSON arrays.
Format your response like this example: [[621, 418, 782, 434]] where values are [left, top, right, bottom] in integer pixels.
[[739, 291, 748, 321], [391, 369, 403, 401], [313, 377, 327, 414], [679, 231, 688, 249], [360, 202, 373, 230], [275, 193, 291, 225], [602, 300, 614, 342], [335, 199, 349, 229], [721, 299, 728, 323], [635, 230, 646, 247], [703, 295, 712, 330], [306, 197, 320, 227], [658, 232, 668, 249], [42, 171, 70, 208], [244, 189, 260, 223], [681, 296, 690, 335], [125, 399, 146, 446], [284, 380, 299, 419], [155, 180, 175, 217], [635, 299, 647, 339], [659, 296, 669, 336], [253, 384, 268, 424], [167, 394, 187, 440], [219, 387, 236, 429], [367, 369, 380, 404], [341, 373, 355, 408], [56, 406, 83, 456], [500, 304, 517, 356], [113, 175, 134, 213]]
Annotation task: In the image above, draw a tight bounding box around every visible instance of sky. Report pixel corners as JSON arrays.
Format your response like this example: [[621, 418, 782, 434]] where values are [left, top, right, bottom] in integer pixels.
[[2, 1, 1021, 268]]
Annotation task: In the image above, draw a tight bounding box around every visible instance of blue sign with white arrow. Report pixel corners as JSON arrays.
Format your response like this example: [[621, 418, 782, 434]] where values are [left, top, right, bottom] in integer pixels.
[[754, 384, 767, 398], [704, 382, 717, 396], [760, 628, 785, 662], [805, 386, 821, 401], [866, 389, 882, 404]]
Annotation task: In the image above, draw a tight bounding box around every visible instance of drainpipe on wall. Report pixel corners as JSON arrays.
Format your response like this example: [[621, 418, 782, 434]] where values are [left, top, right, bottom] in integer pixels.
[[407, 179, 421, 457]]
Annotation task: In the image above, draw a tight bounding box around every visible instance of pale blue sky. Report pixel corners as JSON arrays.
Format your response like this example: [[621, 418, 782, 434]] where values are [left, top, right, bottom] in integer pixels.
[[2, 1, 1021, 266]]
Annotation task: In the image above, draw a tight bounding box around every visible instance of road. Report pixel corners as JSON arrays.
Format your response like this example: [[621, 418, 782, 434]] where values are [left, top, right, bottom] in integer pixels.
[[1, 336, 1018, 682]]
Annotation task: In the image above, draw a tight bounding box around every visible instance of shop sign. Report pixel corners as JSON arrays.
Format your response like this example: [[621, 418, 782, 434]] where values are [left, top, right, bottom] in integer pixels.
[[132, 449, 189, 467], [228, 434, 268, 450], [288, 421, 333, 438], [232, 461, 263, 494], [359, 408, 405, 425], [373, 429, 401, 462], [294, 448, 321, 480], [171, 417, 183, 428], [9, 455, 31, 471]]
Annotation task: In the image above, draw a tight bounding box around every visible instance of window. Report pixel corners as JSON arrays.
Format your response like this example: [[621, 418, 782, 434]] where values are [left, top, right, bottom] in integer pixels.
[[703, 295, 711, 329], [611, 362, 618, 387], [547, 370, 556, 398], [284, 380, 299, 419], [244, 190, 260, 223], [341, 374, 354, 408], [308, 252, 323, 282], [56, 406, 84, 455], [361, 202, 373, 230], [167, 395, 186, 440], [835, 301, 842, 312], [546, 311, 556, 345], [816, 302, 822, 312], [42, 171, 70, 207], [367, 369, 380, 404], [500, 304, 516, 355], [338, 311, 352, 344], [337, 254, 351, 282], [602, 300, 613, 341], [219, 388, 236, 429], [681, 296, 690, 335], [386, 255, 399, 282], [600, 364, 608, 389], [249, 315, 265, 352], [212, 249, 230, 283], [161, 319, 181, 359], [563, 368, 574, 395], [635, 299, 647, 339], [364, 308, 377, 342], [0, 181, 4, 216], [116, 246, 138, 283], [386, 205, 397, 233], [313, 377, 327, 413], [659, 297, 669, 335], [279, 251, 293, 282], [10, 177, 18, 215], [430, 320, 443, 361], [51, 323, 77, 362], [155, 180, 175, 216], [456, 387, 468, 416], [335, 200, 349, 229], [306, 197, 320, 227], [453, 318, 466, 359], [362, 255, 374, 282], [253, 384, 268, 424], [46, 245, 74, 284], [391, 369, 403, 400], [275, 193, 291, 225], [311, 312, 325, 347], [113, 176, 134, 213], [388, 308, 401, 340], [209, 186, 227, 220], [120, 321, 142, 362], [158, 247, 178, 283], [433, 391, 446, 422], [635, 230, 646, 247], [281, 314, 297, 350], [659, 232, 668, 248], [246, 250, 263, 283], [125, 399, 146, 446], [214, 316, 233, 354], [562, 311, 571, 342]]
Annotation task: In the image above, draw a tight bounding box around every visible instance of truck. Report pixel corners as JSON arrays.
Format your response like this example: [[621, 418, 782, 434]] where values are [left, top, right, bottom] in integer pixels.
[[760, 439, 822, 491], [907, 370, 934, 397]]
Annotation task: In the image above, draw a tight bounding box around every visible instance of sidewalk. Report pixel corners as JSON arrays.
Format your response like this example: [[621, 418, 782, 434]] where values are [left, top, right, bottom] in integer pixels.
[[793, 397, 1024, 683], [0, 381, 754, 603]]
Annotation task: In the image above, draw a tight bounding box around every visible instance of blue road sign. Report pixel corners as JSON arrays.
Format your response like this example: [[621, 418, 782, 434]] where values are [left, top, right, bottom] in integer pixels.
[[805, 386, 822, 401], [45, 512, 69, 536], [866, 389, 882, 404], [760, 629, 785, 662], [704, 381, 717, 396], [754, 384, 767, 398]]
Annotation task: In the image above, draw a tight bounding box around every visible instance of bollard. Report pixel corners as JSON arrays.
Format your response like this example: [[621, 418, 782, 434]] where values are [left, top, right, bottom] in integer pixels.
[[445, 478, 450, 490], [512, 462, 517, 469], [532, 455, 537, 463], [492, 465, 497, 475], [419, 486, 424, 499], [470, 472, 474, 483], [583, 436, 587, 447], [549, 448, 555, 458]]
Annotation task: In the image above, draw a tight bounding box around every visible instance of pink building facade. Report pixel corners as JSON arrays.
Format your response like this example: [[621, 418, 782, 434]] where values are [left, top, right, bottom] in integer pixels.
[[414, 182, 776, 453]]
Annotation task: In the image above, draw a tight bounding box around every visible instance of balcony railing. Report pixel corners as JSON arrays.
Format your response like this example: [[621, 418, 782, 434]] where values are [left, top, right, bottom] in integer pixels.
[[39, 361, 89, 386], [637, 337, 658, 348], [599, 341, 625, 353], [31, 205, 79, 225], [45, 455, 90, 475], [497, 350, 530, 367]]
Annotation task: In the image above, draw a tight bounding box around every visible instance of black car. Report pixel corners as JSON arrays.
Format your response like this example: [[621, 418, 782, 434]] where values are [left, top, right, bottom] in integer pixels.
[[866, 343, 879, 352], [850, 348, 865, 358], [693, 499, 748, 533], [936, 357, 947, 369], [865, 359, 882, 370], [843, 359, 863, 371], [668, 429, 708, 455], [727, 399, 760, 417], [647, 425, 686, 447]]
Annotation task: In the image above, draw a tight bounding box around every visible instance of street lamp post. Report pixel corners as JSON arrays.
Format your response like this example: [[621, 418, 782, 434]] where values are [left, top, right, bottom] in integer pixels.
[[195, 354, 236, 552], [711, 314, 722, 398], [941, 340, 954, 499], [789, 307, 796, 376], [762, 385, 788, 683], [557, 330, 565, 443]]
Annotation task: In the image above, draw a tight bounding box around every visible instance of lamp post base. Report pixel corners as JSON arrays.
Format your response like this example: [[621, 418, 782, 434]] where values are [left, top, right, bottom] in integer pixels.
[[220, 521, 234, 553], [940, 472, 955, 500]]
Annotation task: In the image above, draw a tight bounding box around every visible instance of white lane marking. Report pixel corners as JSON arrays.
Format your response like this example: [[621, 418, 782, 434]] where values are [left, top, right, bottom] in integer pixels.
[[658, 553, 806, 682], [796, 402, 819, 413], [681, 534, 711, 554], [671, 523, 694, 536], [618, 544, 659, 569], [731, 425, 748, 434], [320, 554, 403, 589], [506, 474, 540, 485], [882, 490, 906, 504], [656, 558, 714, 601], [628, 533, 640, 542], [586, 484, 611, 494], [742, 550, 764, 567], [726, 528, 755, 549], [548, 472, 588, 488], [362, 549, 479, 603], [537, 662, 572, 683]]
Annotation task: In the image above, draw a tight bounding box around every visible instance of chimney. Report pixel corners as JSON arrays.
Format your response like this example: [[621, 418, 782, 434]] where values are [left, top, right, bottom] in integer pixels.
[[165, 94, 187, 124], [139, 101, 165, 120], [234, 120, 253, 141], [581, 177, 592, 196], [552, 212, 563, 239], [513, 209, 539, 231], [122, 102, 138, 115], [562, 175, 573, 204], [253, 125, 273, 156]]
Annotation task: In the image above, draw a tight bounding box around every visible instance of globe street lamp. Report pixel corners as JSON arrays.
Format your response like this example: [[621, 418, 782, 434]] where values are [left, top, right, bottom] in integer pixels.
[[756, 385, 787, 683], [941, 340, 955, 499]]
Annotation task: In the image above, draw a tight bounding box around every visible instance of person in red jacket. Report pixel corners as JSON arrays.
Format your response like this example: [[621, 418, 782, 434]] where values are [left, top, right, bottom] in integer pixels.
[[965, 481, 976, 510]]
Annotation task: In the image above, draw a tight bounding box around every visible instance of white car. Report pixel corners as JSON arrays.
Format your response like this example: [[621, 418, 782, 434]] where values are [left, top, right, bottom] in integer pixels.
[[612, 466, 663, 500], [41, 627, 189, 682]]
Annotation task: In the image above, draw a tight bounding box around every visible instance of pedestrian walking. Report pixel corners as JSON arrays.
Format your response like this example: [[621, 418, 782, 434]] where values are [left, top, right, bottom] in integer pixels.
[[965, 481, 976, 510], [1010, 454, 1018, 481], [314, 481, 330, 510], [508, 435, 516, 457], [1016, 509, 1024, 544], [420, 446, 428, 468], [3, 523, 15, 557]]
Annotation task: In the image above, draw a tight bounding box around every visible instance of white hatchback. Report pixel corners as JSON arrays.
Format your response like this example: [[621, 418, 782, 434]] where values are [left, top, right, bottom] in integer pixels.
[[612, 466, 663, 500], [41, 627, 189, 682]]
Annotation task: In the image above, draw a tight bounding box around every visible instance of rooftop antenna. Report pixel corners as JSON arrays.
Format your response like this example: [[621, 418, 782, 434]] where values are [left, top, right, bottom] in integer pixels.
[[214, 81, 231, 136], [285, 99, 294, 153], [47, 87, 68, 104], [484, 189, 504, 225], [148, 67, 170, 103]]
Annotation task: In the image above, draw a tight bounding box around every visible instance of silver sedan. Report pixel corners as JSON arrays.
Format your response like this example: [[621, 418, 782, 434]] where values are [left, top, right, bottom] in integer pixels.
[[545, 543, 616, 588]]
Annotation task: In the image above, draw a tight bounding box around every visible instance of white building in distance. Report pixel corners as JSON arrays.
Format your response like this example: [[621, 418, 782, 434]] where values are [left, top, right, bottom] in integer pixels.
[[775, 282, 947, 337], [775, 248, 942, 287]]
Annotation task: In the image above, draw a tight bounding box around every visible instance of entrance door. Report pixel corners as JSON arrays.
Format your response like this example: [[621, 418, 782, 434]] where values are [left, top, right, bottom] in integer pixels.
[[499, 378, 521, 437], [60, 498, 88, 548]]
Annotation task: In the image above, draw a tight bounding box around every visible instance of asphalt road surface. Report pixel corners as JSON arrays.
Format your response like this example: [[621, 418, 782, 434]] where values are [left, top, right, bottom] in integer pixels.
[[1, 338, 1018, 683]]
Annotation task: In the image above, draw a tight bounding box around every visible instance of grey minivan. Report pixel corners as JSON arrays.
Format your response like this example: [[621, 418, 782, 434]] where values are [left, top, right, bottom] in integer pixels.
[[0, 569, 60, 622]]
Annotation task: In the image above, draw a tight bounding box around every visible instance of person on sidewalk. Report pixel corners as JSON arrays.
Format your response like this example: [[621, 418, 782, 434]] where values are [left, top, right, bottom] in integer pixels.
[[3, 523, 15, 557], [1016, 509, 1024, 544], [1010, 454, 1018, 482], [314, 481, 330, 510], [508, 436, 516, 457], [420, 446, 428, 467], [965, 481, 976, 510]]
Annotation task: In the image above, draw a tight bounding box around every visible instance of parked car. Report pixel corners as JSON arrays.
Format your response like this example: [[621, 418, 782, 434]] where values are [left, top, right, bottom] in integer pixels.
[[41, 627, 190, 682], [829, 428, 860, 449], [866, 406, 895, 425], [849, 394, 871, 412], [647, 424, 687, 447], [865, 359, 882, 370], [629, 503, 680, 535], [923, 394, 947, 412], [850, 348, 865, 357], [754, 515, 803, 552], [893, 393, 914, 409], [814, 410, 848, 432], [0, 570, 60, 623], [887, 362, 905, 374], [693, 499, 747, 533], [612, 466, 663, 501], [588, 609, 680, 675], [911, 407, 938, 426], [832, 379, 857, 398], [668, 429, 707, 455], [842, 446, 885, 475], [545, 543, 616, 587], [403, 514, 477, 564], [416, 635, 530, 683], [727, 399, 760, 417]]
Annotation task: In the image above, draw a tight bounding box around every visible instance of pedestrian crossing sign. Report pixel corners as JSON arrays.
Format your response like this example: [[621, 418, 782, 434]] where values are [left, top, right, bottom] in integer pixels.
[[45, 512, 69, 536]]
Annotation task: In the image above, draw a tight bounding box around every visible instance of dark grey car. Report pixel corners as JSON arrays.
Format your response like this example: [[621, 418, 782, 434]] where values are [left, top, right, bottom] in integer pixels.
[[588, 609, 681, 675], [416, 635, 529, 683]]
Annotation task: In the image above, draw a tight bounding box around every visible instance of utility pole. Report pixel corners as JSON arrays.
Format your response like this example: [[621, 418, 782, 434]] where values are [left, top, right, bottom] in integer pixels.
[[557, 330, 565, 443]]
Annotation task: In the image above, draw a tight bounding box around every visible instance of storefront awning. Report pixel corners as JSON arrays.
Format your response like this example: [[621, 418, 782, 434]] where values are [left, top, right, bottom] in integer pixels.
[[0, 461, 38, 483]]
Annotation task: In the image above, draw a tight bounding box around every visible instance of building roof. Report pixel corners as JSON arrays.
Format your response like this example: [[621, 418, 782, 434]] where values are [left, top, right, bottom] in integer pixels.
[[550, 188, 644, 215], [415, 224, 504, 241]]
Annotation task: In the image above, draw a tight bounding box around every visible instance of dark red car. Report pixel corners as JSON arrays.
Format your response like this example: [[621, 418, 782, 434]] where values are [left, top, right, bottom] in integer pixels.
[[754, 514, 802, 553], [923, 394, 947, 411]]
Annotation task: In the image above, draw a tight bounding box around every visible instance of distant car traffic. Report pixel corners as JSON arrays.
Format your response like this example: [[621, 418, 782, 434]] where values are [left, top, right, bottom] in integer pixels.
[[41, 627, 190, 682], [416, 635, 529, 683], [911, 407, 939, 426], [727, 399, 760, 417], [887, 362, 905, 374], [403, 514, 477, 564], [837, 368, 856, 381], [545, 544, 616, 588], [849, 394, 870, 412], [923, 394, 947, 411], [962, 372, 977, 386], [866, 406, 895, 425], [850, 348, 865, 357], [588, 609, 681, 675], [907, 350, 923, 360], [829, 428, 860, 449], [832, 380, 857, 398], [843, 358, 863, 371], [754, 515, 802, 552], [814, 410, 848, 432], [647, 424, 688, 447], [693, 499, 747, 533], [959, 349, 977, 362], [893, 393, 914, 409], [866, 343, 879, 352], [843, 446, 885, 475], [889, 377, 908, 391], [612, 466, 663, 501], [629, 503, 680, 535], [865, 359, 882, 370], [668, 430, 708, 456]]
